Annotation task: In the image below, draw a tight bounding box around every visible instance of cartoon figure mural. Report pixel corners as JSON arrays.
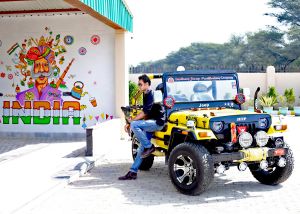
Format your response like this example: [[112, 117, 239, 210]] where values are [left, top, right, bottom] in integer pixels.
[[0, 28, 114, 129], [16, 40, 66, 105], [2, 30, 81, 126]]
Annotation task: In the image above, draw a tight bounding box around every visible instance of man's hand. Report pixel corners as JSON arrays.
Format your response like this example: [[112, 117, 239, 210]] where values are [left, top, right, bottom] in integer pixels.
[[124, 124, 130, 133], [127, 117, 132, 123]]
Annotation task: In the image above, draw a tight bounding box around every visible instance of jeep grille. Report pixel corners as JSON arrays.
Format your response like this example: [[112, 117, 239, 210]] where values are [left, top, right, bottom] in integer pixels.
[[237, 123, 256, 135], [214, 122, 257, 141]]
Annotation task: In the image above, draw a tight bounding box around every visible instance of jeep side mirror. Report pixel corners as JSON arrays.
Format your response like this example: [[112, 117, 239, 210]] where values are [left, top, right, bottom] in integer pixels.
[[235, 93, 246, 105], [164, 96, 175, 109]]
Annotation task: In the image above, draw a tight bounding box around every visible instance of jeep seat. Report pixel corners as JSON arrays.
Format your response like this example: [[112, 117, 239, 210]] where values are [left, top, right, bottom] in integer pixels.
[[190, 82, 214, 101]]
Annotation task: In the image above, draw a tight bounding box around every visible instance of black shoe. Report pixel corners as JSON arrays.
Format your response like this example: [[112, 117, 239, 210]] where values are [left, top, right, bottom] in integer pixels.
[[141, 145, 155, 158], [118, 171, 137, 180]]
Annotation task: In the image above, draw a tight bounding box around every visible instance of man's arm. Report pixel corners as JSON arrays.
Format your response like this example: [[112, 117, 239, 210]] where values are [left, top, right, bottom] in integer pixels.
[[132, 111, 146, 121], [125, 110, 146, 133]]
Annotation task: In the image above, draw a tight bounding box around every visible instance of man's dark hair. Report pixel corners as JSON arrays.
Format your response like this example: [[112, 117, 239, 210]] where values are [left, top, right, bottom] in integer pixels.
[[138, 74, 151, 86]]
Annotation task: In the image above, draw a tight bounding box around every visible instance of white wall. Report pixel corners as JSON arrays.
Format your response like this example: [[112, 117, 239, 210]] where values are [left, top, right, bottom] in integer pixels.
[[275, 73, 300, 97], [0, 13, 116, 133], [237, 73, 267, 97]]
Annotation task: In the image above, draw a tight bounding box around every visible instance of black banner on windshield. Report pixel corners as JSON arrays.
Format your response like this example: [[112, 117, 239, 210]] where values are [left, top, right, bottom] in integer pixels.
[[169, 76, 234, 82]]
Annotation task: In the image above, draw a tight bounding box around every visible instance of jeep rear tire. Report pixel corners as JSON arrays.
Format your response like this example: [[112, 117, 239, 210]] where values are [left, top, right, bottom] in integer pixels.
[[168, 142, 214, 195], [132, 135, 154, 171], [249, 145, 294, 185]]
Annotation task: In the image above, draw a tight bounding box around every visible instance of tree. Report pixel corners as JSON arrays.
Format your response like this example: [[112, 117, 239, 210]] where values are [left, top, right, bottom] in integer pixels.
[[223, 35, 247, 69], [265, 1, 300, 71], [267, 0, 300, 26], [131, 27, 300, 72]]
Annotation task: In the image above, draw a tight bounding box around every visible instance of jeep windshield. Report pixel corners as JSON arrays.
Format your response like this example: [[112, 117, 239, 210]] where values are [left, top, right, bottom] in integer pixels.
[[165, 75, 238, 104]]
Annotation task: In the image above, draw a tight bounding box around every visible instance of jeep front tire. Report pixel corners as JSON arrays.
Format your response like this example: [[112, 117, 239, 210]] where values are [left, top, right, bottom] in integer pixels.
[[168, 142, 214, 195], [249, 145, 294, 185]]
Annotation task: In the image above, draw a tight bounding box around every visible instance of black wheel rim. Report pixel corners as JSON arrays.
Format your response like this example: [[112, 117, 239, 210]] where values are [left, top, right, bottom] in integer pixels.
[[173, 155, 197, 186], [132, 137, 139, 159]]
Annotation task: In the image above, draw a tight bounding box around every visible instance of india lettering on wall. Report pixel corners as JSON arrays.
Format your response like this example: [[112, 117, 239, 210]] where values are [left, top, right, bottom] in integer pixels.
[[1, 27, 83, 125], [0, 26, 115, 130]]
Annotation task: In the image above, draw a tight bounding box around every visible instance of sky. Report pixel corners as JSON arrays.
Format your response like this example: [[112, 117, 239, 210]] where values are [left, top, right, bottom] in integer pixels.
[[125, 0, 280, 66]]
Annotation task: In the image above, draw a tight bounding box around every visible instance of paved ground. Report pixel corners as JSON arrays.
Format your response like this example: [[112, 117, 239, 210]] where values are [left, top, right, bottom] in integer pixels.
[[0, 133, 85, 155], [0, 135, 89, 214], [7, 116, 299, 214]]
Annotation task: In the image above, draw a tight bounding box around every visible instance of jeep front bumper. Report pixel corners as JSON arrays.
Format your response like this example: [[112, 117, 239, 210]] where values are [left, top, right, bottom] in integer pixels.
[[212, 147, 288, 163]]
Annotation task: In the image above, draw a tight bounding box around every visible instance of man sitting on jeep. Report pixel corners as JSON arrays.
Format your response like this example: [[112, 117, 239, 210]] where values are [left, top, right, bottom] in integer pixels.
[[118, 75, 165, 180]]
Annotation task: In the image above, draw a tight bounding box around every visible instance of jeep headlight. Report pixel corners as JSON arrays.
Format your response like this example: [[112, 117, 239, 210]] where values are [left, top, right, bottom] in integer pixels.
[[238, 132, 253, 148], [258, 118, 268, 129], [255, 131, 269, 147], [212, 121, 224, 133], [186, 120, 196, 129]]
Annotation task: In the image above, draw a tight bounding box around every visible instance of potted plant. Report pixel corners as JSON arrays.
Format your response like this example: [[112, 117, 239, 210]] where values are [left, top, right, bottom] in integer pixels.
[[278, 95, 288, 115], [267, 86, 279, 109], [258, 95, 277, 114], [284, 88, 296, 110], [294, 96, 300, 116], [267, 86, 279, 103]]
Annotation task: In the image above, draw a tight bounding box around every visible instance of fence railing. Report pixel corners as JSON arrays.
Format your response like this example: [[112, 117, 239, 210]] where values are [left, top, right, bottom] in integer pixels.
[[129, 65, 300, 74]]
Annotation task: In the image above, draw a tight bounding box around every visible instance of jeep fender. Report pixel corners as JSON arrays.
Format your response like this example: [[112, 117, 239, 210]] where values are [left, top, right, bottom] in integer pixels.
[[166, 127, 197, 162]]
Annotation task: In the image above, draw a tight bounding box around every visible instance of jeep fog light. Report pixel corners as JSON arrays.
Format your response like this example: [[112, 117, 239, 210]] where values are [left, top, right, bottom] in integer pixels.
[[278, 157, 286, 167], [187, 120, 196, 129], [238, 132, 253, 148], [260, 160, 268, 170], [238, 162, 248, 171], [216, 164, 226, 174], [255, 131, 269, 147]]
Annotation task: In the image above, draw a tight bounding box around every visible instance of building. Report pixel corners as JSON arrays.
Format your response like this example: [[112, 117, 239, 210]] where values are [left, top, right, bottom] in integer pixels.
[[0, 0, 132, 134]]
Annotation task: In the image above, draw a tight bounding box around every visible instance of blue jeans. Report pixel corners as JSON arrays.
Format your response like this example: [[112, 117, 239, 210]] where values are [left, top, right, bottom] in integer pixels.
[[130, 120, 164, 173]]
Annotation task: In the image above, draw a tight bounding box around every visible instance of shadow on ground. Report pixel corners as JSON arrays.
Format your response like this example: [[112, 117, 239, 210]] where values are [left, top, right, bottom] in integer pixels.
[[69, 159, 282, 206], [0, 134, 85, 155]]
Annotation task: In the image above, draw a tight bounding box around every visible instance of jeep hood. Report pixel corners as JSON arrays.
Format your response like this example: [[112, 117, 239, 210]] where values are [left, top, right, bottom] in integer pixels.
[[169, 108, 271, 129]]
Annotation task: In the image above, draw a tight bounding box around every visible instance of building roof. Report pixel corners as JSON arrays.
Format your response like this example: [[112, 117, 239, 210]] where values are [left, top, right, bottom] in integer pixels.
[[0, 0, 133, 32]]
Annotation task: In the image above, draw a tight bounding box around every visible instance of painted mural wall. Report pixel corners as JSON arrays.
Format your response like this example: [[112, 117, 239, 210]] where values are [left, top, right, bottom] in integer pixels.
[[0, 13, 116, 133]]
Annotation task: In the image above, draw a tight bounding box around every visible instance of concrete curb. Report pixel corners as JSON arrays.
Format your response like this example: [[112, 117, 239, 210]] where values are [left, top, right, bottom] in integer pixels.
[[53, 154, 102, 185]]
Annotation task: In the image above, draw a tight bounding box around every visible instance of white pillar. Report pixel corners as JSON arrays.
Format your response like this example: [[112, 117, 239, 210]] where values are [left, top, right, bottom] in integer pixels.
[[115, 29, 129, 139], [115, 29, 129, 117], [266, 65, 276, 89]]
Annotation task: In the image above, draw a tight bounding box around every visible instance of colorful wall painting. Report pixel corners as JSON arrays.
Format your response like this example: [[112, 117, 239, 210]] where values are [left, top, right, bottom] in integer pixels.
[[0, 14, 116, 133]]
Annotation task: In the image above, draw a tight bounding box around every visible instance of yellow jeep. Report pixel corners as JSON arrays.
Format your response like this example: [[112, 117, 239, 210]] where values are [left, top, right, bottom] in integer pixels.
[[122, 70, 294, 195]]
